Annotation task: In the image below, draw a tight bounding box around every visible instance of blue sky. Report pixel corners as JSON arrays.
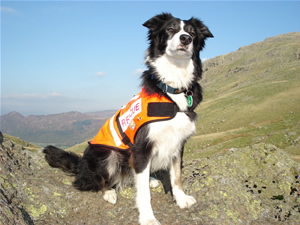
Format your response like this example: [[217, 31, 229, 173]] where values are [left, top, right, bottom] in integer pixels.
[[1, 1, 300, 116]]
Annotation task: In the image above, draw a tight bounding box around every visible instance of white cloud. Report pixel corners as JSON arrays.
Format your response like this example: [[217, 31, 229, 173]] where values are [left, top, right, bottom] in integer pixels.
[[95, 72, 105, 77], [202, 58, 208, 62], [47, 92, 63, 97], [133, 68, 145, 75], [1, 7, 17, 13]]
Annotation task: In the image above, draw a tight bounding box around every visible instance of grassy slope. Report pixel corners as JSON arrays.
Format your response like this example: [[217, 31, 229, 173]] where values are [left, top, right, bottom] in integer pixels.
[[3, 133, 41, 152], [65, 140, 89, 154], [185, 32, 300, 162]]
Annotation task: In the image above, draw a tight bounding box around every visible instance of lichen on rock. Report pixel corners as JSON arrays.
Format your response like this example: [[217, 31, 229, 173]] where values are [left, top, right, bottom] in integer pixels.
[[1, 135, 299, 224], [183, 143, 300, 224]]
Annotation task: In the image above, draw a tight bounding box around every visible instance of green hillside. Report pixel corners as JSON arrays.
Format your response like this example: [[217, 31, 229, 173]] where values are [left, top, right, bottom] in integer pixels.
[[3, 133, 41, 152], [185, 32, 300, 162], [65, 140, 89, 154]]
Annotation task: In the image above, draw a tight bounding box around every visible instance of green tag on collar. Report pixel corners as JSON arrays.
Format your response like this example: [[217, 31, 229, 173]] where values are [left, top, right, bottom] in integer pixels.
[[187, 95, 193, 107]]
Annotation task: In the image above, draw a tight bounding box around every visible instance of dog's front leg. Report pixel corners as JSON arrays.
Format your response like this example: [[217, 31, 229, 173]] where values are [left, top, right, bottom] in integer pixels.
[[170, 156, 196, 208], [135, 162, 160, 225]]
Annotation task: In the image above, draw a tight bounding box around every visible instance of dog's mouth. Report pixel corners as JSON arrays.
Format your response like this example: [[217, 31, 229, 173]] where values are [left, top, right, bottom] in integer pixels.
[[177, 44, 189, 52]]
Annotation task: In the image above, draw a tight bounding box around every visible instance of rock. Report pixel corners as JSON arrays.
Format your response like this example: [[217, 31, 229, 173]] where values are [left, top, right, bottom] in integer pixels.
[[183, 143, 300, 224], [1, 136, 299, 224], [0, 131, 3, 145]]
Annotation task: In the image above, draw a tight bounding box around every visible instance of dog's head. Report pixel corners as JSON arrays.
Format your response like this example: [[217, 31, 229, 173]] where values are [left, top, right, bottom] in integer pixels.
[[143, 13, 213, 61]]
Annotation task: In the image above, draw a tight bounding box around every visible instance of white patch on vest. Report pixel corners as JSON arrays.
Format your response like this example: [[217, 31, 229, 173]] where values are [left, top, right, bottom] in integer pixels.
[[109, 114, 122, 147], [121, 94, 140, 109], [119, 98, 142, 132]]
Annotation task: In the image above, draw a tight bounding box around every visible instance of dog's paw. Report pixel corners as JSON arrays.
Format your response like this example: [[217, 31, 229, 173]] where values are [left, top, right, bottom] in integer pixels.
[[175, 193, 196, 209], [140, 218, 161, 225], [103, 189, 117, 205], [149, 177, 160, 188], [139, 211, 160, 225]]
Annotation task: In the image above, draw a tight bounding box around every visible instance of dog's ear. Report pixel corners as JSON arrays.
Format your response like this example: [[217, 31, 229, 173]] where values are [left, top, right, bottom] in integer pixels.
[[143, 13, 174, 31], [200, 24, 214, 39], [190, 17, 214, 39]]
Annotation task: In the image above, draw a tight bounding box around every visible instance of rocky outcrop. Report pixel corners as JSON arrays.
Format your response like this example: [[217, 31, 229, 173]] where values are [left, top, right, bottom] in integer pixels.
[[0, 135, 299, 224]]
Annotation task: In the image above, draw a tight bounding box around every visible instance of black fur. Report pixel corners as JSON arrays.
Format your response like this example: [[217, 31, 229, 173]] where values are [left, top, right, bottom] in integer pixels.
[[131, 127, 153, 174], [43, 13, 213, 224], [43, 145, 80, 174], [44, 144, 132, 191], [74, 145, 131, 191], [141, 13, 212, 98]]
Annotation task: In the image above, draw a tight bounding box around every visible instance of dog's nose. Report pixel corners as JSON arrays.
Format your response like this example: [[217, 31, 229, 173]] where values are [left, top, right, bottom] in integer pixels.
[[180, 34, 192, 45]]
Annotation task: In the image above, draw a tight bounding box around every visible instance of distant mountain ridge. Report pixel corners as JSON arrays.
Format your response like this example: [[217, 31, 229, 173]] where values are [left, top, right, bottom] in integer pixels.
[[0, 110, 115, 147]]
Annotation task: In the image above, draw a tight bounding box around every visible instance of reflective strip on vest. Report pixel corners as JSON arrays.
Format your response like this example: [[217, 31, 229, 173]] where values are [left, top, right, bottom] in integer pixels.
[[89, 87, 178, 150], [109, 114, 122, 147]]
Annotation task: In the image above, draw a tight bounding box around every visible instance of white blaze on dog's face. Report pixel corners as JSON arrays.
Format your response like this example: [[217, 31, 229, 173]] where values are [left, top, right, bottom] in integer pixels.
[[166, 21, 194, 60], [143, 13, 213, 63], [143, 13, 213, 89], [147, 19, 197, 89]]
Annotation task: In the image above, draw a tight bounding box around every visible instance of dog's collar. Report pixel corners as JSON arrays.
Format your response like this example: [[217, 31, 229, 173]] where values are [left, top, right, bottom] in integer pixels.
[[151, 74, 185, 94], [157, 81, 186, 94]]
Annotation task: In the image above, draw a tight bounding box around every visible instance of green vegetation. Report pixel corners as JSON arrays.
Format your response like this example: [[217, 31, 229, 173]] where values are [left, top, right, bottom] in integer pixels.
[[72, 120, 92, 131], [184, 32, 300, 162], [3, 133, 40, 152], [65, 140, 89, 154]]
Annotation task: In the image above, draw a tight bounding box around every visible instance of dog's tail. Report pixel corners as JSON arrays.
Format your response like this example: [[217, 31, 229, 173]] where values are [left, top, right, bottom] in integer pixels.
[[43, 145, 80, 175]]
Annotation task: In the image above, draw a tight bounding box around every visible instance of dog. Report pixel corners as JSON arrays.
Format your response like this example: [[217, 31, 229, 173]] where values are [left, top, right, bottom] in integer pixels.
[[43, 13, 213, 225]]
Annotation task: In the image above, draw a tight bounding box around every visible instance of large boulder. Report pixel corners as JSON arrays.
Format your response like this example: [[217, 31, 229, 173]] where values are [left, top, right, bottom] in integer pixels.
[[0, 136, 299, 224], [183, 144, 300, 224]]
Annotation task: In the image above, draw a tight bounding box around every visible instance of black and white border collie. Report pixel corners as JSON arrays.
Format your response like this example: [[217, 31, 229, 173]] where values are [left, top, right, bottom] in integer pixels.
[[43, 13, 213, 225]]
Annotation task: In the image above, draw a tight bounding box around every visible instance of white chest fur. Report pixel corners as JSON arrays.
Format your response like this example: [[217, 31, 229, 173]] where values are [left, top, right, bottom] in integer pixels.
[[168, 92, 189, 111], [150, 55, 194, 90], [147, 112, 196, 172]]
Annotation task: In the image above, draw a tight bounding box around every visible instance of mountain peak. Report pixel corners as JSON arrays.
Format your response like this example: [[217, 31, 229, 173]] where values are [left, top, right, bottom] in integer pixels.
[[5, 111, 25, 119]]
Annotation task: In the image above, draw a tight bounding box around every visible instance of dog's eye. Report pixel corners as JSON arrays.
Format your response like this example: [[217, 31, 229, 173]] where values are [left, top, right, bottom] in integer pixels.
[[190, 32, 196, 38], [167, 27, 175, 33]]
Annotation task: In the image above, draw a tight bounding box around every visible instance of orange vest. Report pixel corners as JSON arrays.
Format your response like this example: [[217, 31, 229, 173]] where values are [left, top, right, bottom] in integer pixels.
[[89, 87, 178, 150]]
